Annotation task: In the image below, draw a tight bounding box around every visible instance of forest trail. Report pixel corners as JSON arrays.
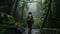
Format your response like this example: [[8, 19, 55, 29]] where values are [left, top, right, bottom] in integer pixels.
[[23, 27, 40, 34]]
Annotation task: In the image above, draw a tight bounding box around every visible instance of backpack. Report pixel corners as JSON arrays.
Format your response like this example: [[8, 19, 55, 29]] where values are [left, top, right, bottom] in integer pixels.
[[26, 14, 33, 23]]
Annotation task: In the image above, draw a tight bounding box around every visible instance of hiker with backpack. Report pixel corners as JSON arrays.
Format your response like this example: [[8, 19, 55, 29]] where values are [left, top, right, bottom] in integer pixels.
[[26, 12, 34, 34]]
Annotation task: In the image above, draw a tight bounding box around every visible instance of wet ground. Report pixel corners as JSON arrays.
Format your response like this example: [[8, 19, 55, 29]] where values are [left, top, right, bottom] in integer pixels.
[[23, 27, 40, 34]]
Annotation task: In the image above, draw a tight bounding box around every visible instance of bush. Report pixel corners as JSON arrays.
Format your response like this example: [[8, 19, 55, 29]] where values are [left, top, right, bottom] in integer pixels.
[[0, 13, 25, 34]]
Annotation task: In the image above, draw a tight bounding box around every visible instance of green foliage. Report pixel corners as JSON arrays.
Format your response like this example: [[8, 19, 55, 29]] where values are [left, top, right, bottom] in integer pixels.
[[14, 23, 25, 32], [32, 18, 41, 29], [41, 28, 60, 34], [42, 0, 60, 28], [0, 14, 25, 31], [0, 11, 25, 33]]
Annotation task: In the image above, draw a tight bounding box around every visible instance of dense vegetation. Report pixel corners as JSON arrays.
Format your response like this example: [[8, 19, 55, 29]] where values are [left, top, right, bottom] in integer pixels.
[[0, 0, 60, 34], [0, 0, 26, 34], [41, 0, 60, 34], [41, 0, 60, 28]]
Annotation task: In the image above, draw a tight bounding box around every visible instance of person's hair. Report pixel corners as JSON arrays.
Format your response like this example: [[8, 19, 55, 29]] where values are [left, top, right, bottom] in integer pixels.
[[29, 12, 32, 14]]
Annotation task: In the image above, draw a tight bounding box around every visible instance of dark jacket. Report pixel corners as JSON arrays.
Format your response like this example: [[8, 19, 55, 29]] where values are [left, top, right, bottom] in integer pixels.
[[26, 14, 34, 24]]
